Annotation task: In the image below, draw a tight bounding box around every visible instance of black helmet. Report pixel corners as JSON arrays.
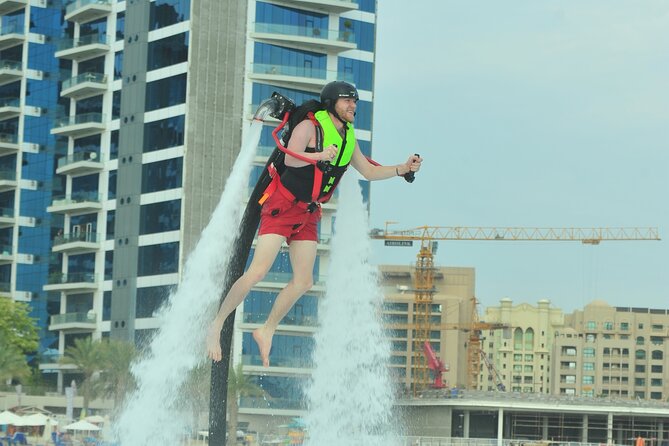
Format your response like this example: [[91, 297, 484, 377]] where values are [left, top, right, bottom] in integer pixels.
[[320, 81, 358, 109]]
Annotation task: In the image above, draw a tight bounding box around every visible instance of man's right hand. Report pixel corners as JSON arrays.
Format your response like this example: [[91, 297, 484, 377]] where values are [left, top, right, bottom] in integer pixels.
[[206, 324, 223, 362], [319, 144, 338, 162]]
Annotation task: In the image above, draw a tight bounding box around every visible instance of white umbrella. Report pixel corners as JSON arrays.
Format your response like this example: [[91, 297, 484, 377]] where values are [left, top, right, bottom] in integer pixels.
[[85, 415, 105, 424], [16, 413, 50, 426], [0, 410, 23, 425], [64, 420, 101, 432]]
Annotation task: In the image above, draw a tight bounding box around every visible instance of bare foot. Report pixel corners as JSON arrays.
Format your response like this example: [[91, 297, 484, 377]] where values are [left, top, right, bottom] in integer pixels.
[[206, 324, 223, 362], [253, 327, 274, 367]]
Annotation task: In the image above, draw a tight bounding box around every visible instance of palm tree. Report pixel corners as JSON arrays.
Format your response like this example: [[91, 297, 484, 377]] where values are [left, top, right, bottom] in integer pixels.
[[226, 363, 265, 446], [0, 340, 30, 383], [99, 339, 137, 409], [60, 337, 103, 412]]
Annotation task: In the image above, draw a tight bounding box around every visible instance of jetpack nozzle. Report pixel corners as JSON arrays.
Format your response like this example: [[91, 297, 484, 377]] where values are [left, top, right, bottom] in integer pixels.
[[252, 92, 296, 122], [268, 92, 296, 120]]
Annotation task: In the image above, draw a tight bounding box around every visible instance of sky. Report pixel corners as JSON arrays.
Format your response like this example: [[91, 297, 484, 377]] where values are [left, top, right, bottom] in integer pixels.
[[366, 1, 669, 313]]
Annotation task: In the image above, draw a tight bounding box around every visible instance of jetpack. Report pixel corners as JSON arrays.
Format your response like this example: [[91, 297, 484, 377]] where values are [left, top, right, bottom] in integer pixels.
[[208, 92, 294, 446]]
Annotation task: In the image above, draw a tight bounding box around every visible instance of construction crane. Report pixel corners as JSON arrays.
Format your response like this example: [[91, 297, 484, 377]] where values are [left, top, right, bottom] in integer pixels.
[[371, 225, 660, 394]]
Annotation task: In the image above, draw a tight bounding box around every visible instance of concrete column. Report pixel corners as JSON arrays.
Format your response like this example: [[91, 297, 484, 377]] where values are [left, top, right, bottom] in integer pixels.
[[498, 408, 504, 446], [543, 416, 549, 440], [607, 412, 614, 445], [658, 421, 664, 446], [463, 411, 470, 437], [582, 414, 589, 443]]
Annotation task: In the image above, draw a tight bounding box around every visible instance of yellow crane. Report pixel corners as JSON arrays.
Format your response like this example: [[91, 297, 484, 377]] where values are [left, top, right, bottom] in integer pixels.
[[371, 224, 660, 393]]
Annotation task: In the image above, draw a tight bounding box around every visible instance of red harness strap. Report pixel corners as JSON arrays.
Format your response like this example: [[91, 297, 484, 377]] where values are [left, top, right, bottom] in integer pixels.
[[263, 111, 326, 205]]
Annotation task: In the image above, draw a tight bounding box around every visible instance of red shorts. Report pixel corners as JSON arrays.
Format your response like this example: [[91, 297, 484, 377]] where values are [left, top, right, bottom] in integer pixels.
[[258, 188, 321, 243]]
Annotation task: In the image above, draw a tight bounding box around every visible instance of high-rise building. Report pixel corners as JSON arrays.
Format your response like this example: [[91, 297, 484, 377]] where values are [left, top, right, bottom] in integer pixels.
[[0, 0, 245, 392], [236, 0, 379, 422], [3, 0, 379, 422]]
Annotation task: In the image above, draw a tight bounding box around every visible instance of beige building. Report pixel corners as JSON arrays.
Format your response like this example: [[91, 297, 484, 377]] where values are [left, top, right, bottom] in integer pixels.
[[482, 298, 566, 393], [379, 264, 475, 391], [552, 300, 669, 400]]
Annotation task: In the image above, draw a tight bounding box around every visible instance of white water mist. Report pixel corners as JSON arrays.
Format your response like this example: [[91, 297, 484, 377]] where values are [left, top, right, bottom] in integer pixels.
[[114, 121, 264, 446], [305, 173, 401, 446]]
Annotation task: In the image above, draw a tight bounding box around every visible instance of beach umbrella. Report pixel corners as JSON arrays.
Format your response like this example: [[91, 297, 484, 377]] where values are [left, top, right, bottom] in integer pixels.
[[17, 413, 50, 426], [85, 415, 105, 424], [0, 410, 23, 425], [64, 420, 101, 432]]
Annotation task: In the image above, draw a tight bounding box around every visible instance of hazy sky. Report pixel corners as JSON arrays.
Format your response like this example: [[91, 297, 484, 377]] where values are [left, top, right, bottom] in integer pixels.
[[367, 1, 669, 312]]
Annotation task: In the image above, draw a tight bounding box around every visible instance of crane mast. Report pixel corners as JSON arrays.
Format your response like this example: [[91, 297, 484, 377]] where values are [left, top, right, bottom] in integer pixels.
[[372, 225, 660, 394]]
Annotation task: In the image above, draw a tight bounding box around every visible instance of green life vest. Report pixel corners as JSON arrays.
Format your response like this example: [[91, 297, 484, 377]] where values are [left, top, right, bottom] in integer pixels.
[[313, 109, 356, 195]]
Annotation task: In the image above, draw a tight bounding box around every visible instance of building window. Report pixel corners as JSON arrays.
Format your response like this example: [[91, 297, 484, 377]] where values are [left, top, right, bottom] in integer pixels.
[[635, 364, 645, 373], [636, 349, 646, 360], [139, 200, 181, 235], [651, 378, 663, 387], [141, 157, 183, 193], [652, 350, 663, 360], [636, 336, 645, 345], [136, 285, 173, 318], [586, 321, 596, 330], [137, 242, 179, 276], [584, 362, 595, 371], [144, 115, 185, 152], [145, 74, 187, 111], [147, 32, 189, 71], [635, 378, 645, 386], [620, 322, 629, 331], [651, 365, 663, 373], [563, 347, 577, 356], [650, 392, 663, 400], [584, 348, 595, 358], [604, 321, 614, 330], [149, 0, 190, 30]]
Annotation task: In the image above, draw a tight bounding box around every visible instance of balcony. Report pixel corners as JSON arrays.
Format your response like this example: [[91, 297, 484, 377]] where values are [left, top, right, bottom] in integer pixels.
[[251, 22, 356, 54], [0, 97, 20, 121], [241, 312, 318, 336], [0, 0, 27, 15], [43, 272, 98, 292], [49, 311, 97, 331], [53, 232, 101, 254], [0, 132, 18, 156], [65, 0, 112, 24], [0, 60, 22, 85], [0, 168, 16, 192], [249, 63, 354, 93], [56, 151, 103, 176], [51, 112, 105, 138], [47, 191, 102, 215], [61, 72, 107, 100], [0, 206, 14, 228], [0, 23, 24, 51], [0, 244, 11, 264], [266, 0, 357, 13], [55, 34, 110, 62]]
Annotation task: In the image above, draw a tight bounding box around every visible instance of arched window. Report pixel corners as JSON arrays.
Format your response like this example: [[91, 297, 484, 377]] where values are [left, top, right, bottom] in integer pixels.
[[524, 328, 534, 350], [603, 347, 611, 356], [652, 350, 663, 360], [636, 349, 646, 360], [636, 336, 645, 346], [514, 328, 523, 350]]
